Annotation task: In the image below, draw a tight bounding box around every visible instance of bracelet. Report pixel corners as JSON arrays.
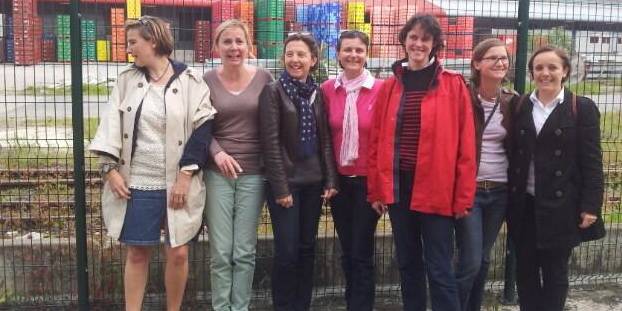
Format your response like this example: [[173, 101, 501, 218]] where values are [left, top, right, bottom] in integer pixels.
[[180, 170, 194, 176]]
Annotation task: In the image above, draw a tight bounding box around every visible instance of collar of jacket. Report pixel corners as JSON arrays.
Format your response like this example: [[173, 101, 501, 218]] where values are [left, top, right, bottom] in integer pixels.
[[133, 58, 189, 90], [391, 57, 442, 89]]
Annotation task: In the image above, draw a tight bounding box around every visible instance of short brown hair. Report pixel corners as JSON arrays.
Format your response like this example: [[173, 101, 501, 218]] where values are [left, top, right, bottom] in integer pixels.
[[212, 19, 253, 56], [470, 38, 510, 86], [283, 33, 320, 72], [398, 14, 445, 59], [125, 16, 174, 56], [528, 45, 572, 83]]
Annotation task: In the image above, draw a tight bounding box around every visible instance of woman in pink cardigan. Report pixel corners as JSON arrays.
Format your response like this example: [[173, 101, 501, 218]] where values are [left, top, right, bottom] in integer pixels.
[[320, 30, 384, 311]]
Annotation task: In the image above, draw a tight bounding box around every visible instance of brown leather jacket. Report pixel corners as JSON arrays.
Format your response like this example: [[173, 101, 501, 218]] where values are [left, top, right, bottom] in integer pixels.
[[258, 80, 338, 198], [470, 84, 519, 167]]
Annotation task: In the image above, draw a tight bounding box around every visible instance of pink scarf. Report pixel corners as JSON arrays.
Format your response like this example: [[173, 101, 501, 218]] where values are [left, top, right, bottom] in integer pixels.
[[337, 69, 370, 166]]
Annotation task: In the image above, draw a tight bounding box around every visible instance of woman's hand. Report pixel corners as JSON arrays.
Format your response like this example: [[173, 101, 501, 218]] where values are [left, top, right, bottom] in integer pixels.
[[455, 209, 471, 219], [579, 212, 598, 229], [322, 188, 338, 200], [106, 170, 130, 200], [276, 195, 294, 208], [214, 151, 243, 179], [371, 201, 388, 216], [170, 171, 192, 209]]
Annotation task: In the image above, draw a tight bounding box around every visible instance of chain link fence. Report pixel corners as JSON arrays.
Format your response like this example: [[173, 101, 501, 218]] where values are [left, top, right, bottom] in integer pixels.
[[0, 0, 621, 309]]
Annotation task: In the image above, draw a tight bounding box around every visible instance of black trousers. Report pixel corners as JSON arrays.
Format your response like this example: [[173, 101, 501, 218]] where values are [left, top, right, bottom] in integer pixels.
[[515, 194, 573, 311]]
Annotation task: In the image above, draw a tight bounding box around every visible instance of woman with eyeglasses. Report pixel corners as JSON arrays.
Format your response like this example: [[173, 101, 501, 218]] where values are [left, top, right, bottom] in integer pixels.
[[320, 30, 383, 311], [454, 38, 519, 311], [89, 16, 216, 310], [259, 33, 338, 311], [508, 45, 604, 311], [367, 14, 476, 310], [202, 20, 274, 311]]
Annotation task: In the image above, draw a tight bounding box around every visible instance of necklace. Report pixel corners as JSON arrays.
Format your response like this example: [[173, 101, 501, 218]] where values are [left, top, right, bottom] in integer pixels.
[[150, 61, 170, 83]]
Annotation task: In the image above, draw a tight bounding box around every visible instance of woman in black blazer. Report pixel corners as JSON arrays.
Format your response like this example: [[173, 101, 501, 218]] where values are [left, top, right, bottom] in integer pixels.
[[507, 45, 605, 311]]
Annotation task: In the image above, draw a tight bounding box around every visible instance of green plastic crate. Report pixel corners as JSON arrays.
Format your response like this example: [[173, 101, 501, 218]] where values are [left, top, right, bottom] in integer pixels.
[[257, 41, 283, 58], [256, 21, 285, 41], [255, 0, 285, 18]]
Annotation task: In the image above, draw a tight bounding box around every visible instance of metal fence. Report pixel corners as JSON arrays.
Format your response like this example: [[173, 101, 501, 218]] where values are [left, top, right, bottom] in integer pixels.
[[1, 0, 621, 309]]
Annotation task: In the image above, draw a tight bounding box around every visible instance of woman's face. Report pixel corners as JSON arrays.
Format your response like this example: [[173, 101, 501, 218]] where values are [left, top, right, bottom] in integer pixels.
[[404, 24, 434, 69], [283, 40, 317, 80], [217, 27, 249, 66], [126, 28, 157, 67], [531, 51, 569, 94], [473, 46, 510, 85], [337, 38, 367, 75]]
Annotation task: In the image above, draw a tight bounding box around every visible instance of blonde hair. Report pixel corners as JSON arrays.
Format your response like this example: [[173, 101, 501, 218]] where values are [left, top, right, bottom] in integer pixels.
[[212, 19, 254, 56], [124, 16, 174, 56]]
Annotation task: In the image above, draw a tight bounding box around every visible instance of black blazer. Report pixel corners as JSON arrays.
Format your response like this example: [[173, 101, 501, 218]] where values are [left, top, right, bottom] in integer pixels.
[[258, 80, 338, 198], [507, 89, 604, 249]]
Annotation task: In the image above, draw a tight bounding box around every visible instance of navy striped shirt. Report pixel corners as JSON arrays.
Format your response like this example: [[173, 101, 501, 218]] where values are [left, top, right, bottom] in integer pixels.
[[399, 62, 436, 171]]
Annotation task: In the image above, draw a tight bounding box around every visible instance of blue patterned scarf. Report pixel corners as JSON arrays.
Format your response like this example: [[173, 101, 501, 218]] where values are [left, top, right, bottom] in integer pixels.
[[279, 71, 318, 158]]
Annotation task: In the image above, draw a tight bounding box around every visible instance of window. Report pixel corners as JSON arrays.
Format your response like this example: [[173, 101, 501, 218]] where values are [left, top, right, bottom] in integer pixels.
[[602, 37, 611, 44], [589, 36, 599, 43]]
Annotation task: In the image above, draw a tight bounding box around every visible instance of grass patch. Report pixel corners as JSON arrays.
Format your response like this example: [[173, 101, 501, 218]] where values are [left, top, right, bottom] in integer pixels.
[[0, 147, 98, 170], [505, 79, 613, 96], [22, 83, 111, 96]]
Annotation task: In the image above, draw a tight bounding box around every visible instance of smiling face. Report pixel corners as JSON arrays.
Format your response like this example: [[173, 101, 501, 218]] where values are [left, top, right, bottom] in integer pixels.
[[216, 26, 250, 66], [337, 37, 367, 76], [404, 24, 434, 69], [283, 40, 317, 80], [473, 46, 510, 85], [531, 51, 569, 95], [126, 28, 157, 67]]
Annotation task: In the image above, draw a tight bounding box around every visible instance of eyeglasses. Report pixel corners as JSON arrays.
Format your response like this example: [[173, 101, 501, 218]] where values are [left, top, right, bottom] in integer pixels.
[[481, 56, 510, 64], [287, 31, 312, 37]]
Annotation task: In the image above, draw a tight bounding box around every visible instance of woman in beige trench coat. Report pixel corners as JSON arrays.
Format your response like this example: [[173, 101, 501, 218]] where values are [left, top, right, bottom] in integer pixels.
[[88, 16, 216, 311]]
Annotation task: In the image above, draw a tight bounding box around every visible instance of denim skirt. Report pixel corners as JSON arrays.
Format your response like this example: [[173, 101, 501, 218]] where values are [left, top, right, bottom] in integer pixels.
[[119, 189, 167, 246]]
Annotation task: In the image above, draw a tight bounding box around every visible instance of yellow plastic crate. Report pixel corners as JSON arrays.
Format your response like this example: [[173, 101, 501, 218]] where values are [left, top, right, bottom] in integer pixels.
[[126, 0, 141, 19], [96, 40, 110, 61]]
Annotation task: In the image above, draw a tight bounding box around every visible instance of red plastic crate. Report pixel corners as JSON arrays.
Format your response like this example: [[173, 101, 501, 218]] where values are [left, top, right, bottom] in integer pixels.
[[371, 26, 399, 45], [370, 44, 402, 58], [370, 6, 396, 26], [42, 39, 56, 62], [212, 1, 237, 22], [285, 1, 296, 22]]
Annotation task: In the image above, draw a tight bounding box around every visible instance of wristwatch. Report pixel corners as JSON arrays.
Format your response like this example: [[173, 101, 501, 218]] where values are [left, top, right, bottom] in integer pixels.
[[100, 163, 120, 177]]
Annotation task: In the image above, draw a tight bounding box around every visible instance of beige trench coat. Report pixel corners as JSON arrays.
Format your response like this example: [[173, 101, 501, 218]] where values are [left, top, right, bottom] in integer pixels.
[[89, 64, 216, 247]]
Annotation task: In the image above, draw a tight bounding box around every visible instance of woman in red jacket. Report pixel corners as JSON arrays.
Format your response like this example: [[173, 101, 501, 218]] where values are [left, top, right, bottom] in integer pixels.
[[367, 14, 476, 311]]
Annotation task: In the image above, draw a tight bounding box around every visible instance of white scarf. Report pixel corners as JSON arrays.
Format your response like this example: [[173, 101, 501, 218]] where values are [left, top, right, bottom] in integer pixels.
[[337, 69, 370, 166]]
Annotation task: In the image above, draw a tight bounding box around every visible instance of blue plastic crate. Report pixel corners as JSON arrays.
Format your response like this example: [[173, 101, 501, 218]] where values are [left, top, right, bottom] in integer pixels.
[[6, 38, 14, 62]]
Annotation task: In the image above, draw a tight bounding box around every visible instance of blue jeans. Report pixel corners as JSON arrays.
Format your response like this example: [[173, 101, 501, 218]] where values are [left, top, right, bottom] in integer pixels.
[[389, 171, 459, 311], [455, 186, 508, 311], [330, 175, 380, 311], [266, 182, 323, 311]]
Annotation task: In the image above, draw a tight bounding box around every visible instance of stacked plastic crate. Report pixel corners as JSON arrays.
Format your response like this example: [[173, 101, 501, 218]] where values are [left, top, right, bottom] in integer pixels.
[[370, 6, 400, 58], [256, 0, 285, 59], [212, 0, 237, 58], [110, 8, 126, 62], [56, 15, 71, 62], [296, 3, 341, 59], [346, 2, 371, 39], [81, 19, 96, 61], [444, 17, 474, 59], [194, 20, 211, 62], [238, 1, 254, 45], [0, 14, 6, 63], [284, 0, 301, 33], [126, 0, 141, 62], [42, 33, 56, 62], [13, 0, 42, 65], [96, 40, 110, 61], [5, 15, 14, 63]]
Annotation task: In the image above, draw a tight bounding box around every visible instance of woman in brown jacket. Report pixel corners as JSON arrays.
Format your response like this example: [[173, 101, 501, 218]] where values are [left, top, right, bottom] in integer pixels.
[[258, 33, 338, 311]]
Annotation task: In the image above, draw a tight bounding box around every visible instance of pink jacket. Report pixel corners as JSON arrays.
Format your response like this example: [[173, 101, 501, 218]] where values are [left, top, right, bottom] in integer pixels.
[[321, 75, 384, 176]]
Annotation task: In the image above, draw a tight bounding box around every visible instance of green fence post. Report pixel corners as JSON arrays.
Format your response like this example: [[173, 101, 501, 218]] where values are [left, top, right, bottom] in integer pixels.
[[70, 0, 90, 309], [501, 0, 531, 306]]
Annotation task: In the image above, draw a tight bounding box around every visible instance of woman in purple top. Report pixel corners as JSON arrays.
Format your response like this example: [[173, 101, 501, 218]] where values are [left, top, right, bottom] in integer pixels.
[[320, 30, 383, 311]]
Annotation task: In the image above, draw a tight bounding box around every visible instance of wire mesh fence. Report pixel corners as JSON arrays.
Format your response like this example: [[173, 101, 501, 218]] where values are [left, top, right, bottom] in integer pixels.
[[0, 0, 621, 309]]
